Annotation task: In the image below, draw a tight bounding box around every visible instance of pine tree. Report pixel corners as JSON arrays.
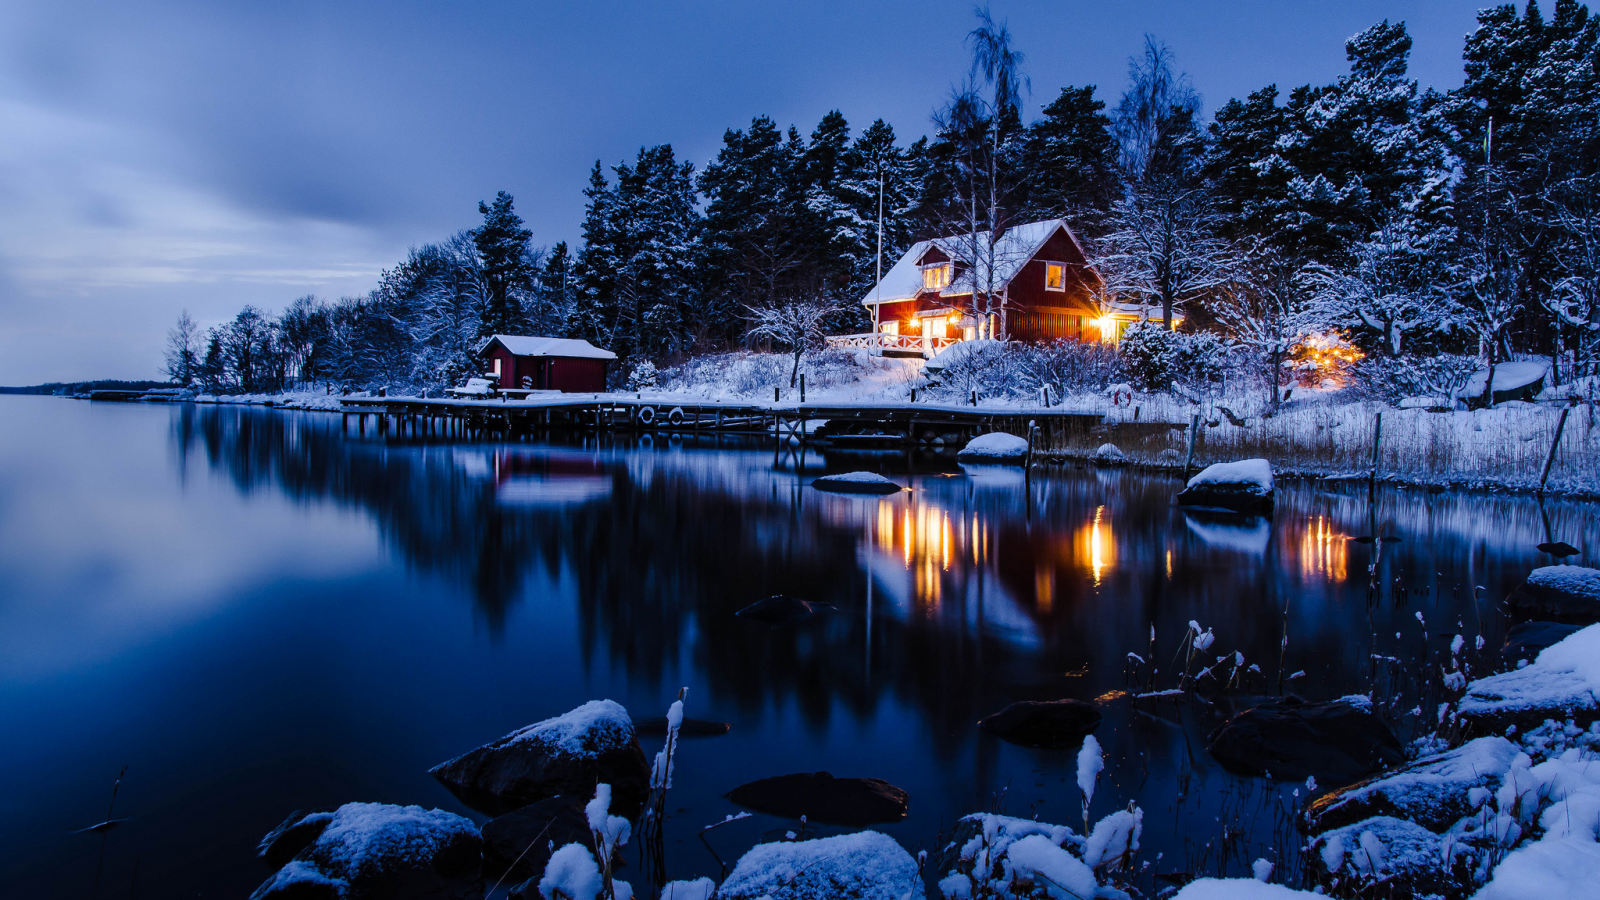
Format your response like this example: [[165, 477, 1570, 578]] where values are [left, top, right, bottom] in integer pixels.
[[472, 191, 535, 336], [1020, 85, 1118, 231]]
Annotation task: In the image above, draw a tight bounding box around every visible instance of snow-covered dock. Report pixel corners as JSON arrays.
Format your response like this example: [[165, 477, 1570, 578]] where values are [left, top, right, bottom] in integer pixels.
[[334, 393, 1103, 447]]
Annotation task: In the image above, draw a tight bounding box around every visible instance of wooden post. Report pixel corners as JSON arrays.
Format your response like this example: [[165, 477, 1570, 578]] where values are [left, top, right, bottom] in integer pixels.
[[774, 386, 780, 403], [1182, 413, 1200, 476], [1539, 407, 1572, 493], [800, 374, 806, 403], [1368, 411, 1383, 480]]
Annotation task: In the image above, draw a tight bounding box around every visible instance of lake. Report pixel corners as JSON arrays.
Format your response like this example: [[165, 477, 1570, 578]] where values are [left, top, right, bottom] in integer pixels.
[[0, 395, 1591, 897]]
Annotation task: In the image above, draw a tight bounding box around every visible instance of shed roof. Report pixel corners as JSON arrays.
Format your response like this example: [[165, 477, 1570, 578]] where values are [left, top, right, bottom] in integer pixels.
[[478, 335, 617, 360], [858, 218, 1096, 308]]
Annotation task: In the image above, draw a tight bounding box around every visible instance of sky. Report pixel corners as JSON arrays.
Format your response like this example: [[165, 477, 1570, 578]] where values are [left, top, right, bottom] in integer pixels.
[[0, 0, 1494, 384]]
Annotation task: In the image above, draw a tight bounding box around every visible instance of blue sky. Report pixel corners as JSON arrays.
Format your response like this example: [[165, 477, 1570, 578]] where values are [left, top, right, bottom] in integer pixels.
[[0, 0, 1489, 383]]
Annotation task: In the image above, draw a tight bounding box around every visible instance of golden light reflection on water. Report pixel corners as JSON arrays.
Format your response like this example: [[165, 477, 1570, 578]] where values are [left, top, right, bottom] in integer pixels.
[[1300, 514, 1349, 581], [1076, 505, 1115, 586]]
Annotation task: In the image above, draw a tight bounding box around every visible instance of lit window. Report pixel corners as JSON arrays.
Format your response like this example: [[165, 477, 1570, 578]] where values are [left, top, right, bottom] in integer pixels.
[[1044, 262, 1066, 291], [879, 321, 899, 336], [921, 264, 952, 291], [492, 357, 502, 375], [927, 319, 947, 338]]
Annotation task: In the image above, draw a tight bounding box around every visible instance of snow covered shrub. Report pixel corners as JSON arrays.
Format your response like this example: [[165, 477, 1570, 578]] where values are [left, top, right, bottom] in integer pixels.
[[1015, 340, 1123, 399], [1350, 353, 1477, 403], [626, 360, 659, 391], [1119, 323, 1236, 395], [928, 341, 1024, 400]]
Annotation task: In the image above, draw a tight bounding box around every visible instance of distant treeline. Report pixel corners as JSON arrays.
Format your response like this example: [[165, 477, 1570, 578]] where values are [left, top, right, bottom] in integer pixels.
[[177, 2, 1600, 396], [0, 379, 173, 395]]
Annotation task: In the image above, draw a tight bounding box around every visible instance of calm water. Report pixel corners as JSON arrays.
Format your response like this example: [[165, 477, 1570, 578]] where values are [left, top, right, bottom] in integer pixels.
[[1, 395, 1593, 897]]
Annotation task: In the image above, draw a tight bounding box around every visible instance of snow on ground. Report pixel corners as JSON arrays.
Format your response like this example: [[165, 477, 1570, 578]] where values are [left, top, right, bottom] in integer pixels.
[[194, 390, 346, 410], [1171, 878, 1321, 899]]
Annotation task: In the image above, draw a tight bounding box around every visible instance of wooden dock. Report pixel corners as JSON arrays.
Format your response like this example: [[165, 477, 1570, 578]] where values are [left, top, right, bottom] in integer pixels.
[[334, 394, 1104, 447]]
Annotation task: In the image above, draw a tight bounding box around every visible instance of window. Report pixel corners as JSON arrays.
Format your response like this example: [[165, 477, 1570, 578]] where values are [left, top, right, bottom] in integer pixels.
[[879, 321, 899, 336], [1044, 262, 1066, 292], [921, 264, 952, 291], [492, 357, 502, 375]]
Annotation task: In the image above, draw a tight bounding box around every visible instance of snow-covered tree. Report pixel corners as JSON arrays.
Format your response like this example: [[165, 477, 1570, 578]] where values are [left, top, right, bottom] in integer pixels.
[[746, 295, 840, 387], [1550, 177, 1600, 377], [472, 191, 536, 337], [1303, 215, 1457, 356]]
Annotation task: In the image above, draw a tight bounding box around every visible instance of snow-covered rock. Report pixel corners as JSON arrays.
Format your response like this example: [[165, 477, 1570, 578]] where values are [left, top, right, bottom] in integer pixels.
[[1302, 737, 1519, 834], [481, 795, 591, 882], [1170, 878, 1322, 899], [1461, 360, 1548, 404], [1176, 459, 1274, 514], [957, 431, 1029, 462], [925, 339, 1004, 374], [1510, 566, 1600, 624], [430, 700, 650, 817], [1308, 816, 1457, 898], [1502, 621, 1586, 667], [811, 471, 902, 494], [1460, 624, 1600, 735], [1094, 442, 1125, 461], [1206, 696, 1403, 784], [717, 831, 919, 900], [250, 803, 483, 900]]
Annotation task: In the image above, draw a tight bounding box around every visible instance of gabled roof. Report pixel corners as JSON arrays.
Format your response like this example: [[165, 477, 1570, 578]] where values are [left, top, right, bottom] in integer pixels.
[[858, 218, 1099, 308], [477, 335, 618, 360]]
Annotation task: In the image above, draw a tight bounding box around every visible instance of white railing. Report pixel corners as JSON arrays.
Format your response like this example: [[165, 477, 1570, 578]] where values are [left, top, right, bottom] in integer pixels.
[[825, 333, 956, 356]]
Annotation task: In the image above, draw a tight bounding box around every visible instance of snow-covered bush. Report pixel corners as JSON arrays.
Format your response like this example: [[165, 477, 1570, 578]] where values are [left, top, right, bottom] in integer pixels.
[[1119, 322, 1236, 394], [1350, 353, 1477, 404], [1014, 340, 1123, 399], [626, 361, 659, 391]]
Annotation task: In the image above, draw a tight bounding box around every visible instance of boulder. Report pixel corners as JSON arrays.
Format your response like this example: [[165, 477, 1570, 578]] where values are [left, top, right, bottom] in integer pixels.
[[734, 595, 835, 626], [957, 432, 1029, 462], [480, 795, 591, 882], [725, 772, 908, 825], [1301, 736, 1518, 834], [634, 716, 730, 738], [1206, 696, 1404, 785], [1502, 620, 1586, 666], [430, 700, 650, 818], [977, 699, 1102, 748], [811, 472, 902, 494], [1308, 816, 1471, 898], [258, 807, 337, 868], [1537, 541, 1580, 558], [251, 803, 483, 900], [717, 831, 918, 900], [1508, 566, 1600, 624], [1459, 623, 1600, 736], [1176, 459, 1274, 514]]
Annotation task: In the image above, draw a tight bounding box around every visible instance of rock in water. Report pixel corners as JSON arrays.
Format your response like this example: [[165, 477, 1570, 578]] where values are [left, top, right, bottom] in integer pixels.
[[634, 716, 731, 738], [977, 700, 1102, 748], [1459, 623, 1600, 735], [1206, 696, 1403, 784], [1176, 459, 1274, 514], [429, 700, 650, 817], [1537, 541, 1580, 557], [735, 595, 835, 626], [258, 808, 338, 868], [1501, 620, 1585, 665], [1301, 736, 1518, 834], [1508, 565, 1600, 623], [811, 472, 902, 494], [1308, 816, 1463, 898], [251, 803, 483, 900], [725, 772, 908, 825], [480, 795, 591, 882], [957, 432, 1030, 463], [717, 831, 918, 900]]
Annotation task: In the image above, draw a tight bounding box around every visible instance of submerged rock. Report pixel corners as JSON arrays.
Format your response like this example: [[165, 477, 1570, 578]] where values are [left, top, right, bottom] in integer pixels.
[[1460, 623, 1600, 736], [977, 699, 1102, 748], [258, 807, 337, 868], [480, 795, 590, 882], [1301, 736, 1518, 834], [251, 802, 483, 900], [717, 830, 918, 900], [725, 772, 908, 825], [734, 595, 835, 626], [1537, 541, 1580, 558], [429, 700, 650, 817], [1206, 696, 1403, 784], [1501, 620, 1585, 666], [1176, 459, 1274, 514], [1508, 565, 1600, 624], [811, 471, 902, 494]]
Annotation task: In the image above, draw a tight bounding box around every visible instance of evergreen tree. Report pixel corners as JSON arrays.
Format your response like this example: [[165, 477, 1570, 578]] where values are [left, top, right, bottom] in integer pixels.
[[472, 191, 535, 336], [829, 120, 925, 329], [535, 241, 576, 335], [1020, 85, 1118, 231]]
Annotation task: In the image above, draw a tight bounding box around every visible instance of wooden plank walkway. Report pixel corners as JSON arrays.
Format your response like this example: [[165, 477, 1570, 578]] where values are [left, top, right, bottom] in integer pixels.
[[334, 394, 1104, 446]]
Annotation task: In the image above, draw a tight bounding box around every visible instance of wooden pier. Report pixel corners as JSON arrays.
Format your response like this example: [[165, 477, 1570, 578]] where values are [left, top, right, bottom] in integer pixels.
[[335, 394, 1104, 447]]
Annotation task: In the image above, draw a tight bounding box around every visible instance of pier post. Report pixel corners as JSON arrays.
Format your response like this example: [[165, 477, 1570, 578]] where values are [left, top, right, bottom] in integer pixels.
[[1181, 413, 1200, 476], [1538, 407, 1571, 493]]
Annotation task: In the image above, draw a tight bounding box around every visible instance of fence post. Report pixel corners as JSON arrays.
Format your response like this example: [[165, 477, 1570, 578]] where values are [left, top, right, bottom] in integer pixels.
[[1182, 413, 1201, 477], [800, 374, 806, 403], [1538, 407, 1572, 493], [1368, 412, 1383, 481]]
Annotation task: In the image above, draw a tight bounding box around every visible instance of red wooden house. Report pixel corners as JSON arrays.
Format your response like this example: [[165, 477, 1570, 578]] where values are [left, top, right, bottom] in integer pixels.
[[828, 218, 1165, 357], [476, 335, 617, 393]]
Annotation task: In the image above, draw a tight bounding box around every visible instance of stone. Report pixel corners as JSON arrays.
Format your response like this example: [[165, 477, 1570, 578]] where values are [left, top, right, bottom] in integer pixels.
[[1176, 459, 1274, 514], [734, 595, 835, 626], [811, 472, 902, 494], [977, 700, 1102, 748], [1537, 541, 1580, 558], [1508, 565, 1600, 624], [1501, 621, 1585, 666], [1301, 736, 1518, 834], [1308, 816, 1474, 898], [258, 808, 337, 869], [1459, 626, 1600, 736], [480, 795, 591, 883], [430, 700, 650, 818], [1206, 696, 1404, 785], [251, 802, 483, 900], [717, 831, 919, 900], [725, 772, 908, 825]]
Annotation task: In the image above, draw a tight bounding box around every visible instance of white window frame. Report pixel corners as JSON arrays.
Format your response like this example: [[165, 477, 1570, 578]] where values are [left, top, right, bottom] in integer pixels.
[[1043, 261, 1067, 292], [920, 263, 952, 291]]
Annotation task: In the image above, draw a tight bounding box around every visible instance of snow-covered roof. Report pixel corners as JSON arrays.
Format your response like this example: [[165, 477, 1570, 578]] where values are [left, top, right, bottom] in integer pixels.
[[479, 335, 617, 360], [857, 219, 1096, 308]]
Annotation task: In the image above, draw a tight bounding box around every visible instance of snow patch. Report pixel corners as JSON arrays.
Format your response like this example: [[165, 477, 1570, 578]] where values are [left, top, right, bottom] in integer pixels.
[[502, 700, 636, 758], [717, 831, 919, 900]]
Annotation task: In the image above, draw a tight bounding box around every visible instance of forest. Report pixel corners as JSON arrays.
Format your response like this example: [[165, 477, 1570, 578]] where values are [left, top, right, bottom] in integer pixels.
[[168, 1, 1600, 402]]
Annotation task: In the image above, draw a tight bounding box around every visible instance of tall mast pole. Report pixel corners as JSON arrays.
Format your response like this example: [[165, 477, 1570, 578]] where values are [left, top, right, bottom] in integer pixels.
[[875, 164, 884, 340]]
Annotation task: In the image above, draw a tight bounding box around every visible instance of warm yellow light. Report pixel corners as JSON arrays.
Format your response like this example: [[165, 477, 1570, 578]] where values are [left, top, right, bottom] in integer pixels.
[[947, 310, 961, 325]]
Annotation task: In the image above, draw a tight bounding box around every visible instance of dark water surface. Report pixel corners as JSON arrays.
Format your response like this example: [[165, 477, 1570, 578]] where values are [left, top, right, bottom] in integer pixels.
[[2, 395, 1595, 897]]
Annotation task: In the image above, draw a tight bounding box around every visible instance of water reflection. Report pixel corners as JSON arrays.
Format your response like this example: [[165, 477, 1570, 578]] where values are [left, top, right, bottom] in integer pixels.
[[139, 404, 1600, 887]]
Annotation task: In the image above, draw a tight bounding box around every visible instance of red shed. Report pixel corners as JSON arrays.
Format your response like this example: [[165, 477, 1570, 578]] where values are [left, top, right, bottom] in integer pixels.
[[476, 335, 617, 393]]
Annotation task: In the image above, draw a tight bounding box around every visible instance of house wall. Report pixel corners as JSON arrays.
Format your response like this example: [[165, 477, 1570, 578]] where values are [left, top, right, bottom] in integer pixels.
[[547, 358, 608, 393], [478, 344, 608, 392], [482, 344, 518, 389]]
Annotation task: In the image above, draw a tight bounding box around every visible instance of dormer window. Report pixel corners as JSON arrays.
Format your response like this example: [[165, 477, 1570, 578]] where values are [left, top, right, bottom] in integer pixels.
[[921, 263, 952, 291], [1044, 262, 1066, 292]]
